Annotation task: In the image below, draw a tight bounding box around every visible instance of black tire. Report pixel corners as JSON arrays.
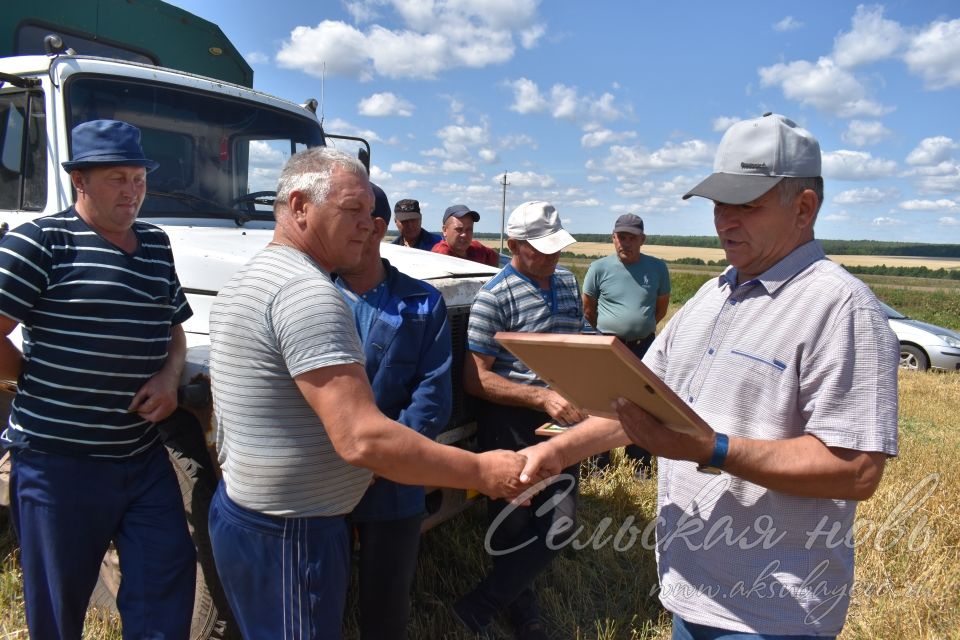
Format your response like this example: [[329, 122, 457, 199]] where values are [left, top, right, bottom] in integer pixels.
[[900, 344, 929, 371], [161, 410, 241, 640], [88, 410, 240, 639]]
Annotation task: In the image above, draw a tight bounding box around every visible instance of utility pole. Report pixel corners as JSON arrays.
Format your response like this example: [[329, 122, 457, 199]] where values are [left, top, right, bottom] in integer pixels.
[[499, 171, 509, 254]]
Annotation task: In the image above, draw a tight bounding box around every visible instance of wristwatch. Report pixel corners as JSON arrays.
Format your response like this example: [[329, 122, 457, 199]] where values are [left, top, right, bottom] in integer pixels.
[[697, 432, 729, 475]]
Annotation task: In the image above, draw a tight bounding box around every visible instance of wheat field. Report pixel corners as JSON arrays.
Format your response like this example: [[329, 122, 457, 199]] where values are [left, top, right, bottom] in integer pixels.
[[477, 240, 960, 270]]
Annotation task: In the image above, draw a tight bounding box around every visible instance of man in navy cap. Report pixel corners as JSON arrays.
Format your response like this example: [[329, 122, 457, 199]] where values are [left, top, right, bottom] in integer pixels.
[[335, 184, 452, 639], [430, 204, 500, 266], [0, 120, 195, 638], [519, 114, 898, 639]]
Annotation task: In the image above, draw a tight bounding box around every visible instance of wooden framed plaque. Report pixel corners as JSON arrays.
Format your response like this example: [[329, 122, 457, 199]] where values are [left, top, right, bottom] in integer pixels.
[[495, 332, 711, 438]]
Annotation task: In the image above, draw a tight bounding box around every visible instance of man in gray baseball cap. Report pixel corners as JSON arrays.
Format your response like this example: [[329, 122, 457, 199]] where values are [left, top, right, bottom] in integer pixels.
[[519, 113, 898, 639]]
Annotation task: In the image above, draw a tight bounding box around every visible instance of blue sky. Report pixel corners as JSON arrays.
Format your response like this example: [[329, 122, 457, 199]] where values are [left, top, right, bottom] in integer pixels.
[[169, 1, 960, 244]]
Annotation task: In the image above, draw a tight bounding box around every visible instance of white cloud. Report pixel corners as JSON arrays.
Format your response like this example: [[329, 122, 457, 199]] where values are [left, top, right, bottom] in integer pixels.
[[277, 22, 372, 79], [478, 148, 499, 163], [390, 160, 434, 174], [568, 198, 601, 208], [871, 216, 902, 226], [899, 199, 959, 213], [344, 1, 379, 24], [504, 171, 556, 188], [904, 18, 960, 90], [323, 118, 388, 144], [586, 175, 610, 183], [773, 16, 803, 32], [499, 133, 538, 150], [276, 1, 544, 81], [507, 78, 630, 122], [581, 130, 615, 149], [442, 160, 476, 173], [758, 57, 892, 117], [601, 140, 714, 176], [712, 116, 741, 133], [822, 150, 897, 180], [821, 213, 851, 222], [369, 165, 392, 182], [841, 120, 892, 147], [833, 5, 905, 68], [246, 51, 269, 65], [906, 136, 958, 166], [437, 124, 488, 147], [833, 187, 899, 204], [520, 24, 546, 48], [507, 77, 548, 114], [358, 92, 414, 117], [939, 216, 960, 226], [550, 84, 579, 120]]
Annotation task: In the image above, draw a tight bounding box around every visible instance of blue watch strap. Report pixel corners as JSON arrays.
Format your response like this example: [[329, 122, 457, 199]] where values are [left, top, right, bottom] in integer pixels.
[[708, 432, 729, 469], [697, 432, 729, 474]]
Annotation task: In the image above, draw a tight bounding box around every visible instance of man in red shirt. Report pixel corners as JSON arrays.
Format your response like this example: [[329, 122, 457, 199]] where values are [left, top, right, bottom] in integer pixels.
[[430, 204, 500, 267]]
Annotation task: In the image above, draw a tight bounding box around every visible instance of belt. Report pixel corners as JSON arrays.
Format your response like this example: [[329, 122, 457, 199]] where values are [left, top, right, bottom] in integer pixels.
[[618, 335, 653, 347]]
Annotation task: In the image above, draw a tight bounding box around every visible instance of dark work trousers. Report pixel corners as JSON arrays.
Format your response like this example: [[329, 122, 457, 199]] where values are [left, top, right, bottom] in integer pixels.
[[621, 334, 655, 468], [466, 400, 579, 622], [209, 483, 351, 640], [9, 444, 196, 640], [353, 515, 423, 640]]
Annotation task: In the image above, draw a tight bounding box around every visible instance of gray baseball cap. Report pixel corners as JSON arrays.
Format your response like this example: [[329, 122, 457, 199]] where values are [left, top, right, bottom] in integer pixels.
[[613, 213, 644, 235], [683, 113, 821, 205]]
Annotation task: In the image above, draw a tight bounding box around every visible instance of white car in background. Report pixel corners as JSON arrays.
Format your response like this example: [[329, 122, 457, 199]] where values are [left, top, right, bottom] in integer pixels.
[[881, 302, 960, 371]]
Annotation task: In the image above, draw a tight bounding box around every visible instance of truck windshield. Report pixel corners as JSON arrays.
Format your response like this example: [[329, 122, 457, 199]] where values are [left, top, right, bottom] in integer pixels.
[[66, 76, 324, 222]]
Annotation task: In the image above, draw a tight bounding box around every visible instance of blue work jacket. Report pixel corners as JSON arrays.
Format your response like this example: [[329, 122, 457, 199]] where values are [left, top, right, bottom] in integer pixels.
[[339, 260, 453, 522], [390, 229, 442, 251]]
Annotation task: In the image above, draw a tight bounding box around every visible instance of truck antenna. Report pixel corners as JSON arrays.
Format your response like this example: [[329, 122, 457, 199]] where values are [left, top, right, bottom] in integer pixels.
[[499, 171, 510, 254], [319, 62, 326, 127]]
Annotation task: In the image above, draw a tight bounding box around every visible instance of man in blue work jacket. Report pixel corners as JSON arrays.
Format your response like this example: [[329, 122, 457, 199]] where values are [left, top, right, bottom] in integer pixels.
[[334, 184, 453, 640]]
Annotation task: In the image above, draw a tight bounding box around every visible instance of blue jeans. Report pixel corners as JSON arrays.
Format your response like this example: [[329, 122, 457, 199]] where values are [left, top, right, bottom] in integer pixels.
[[209, 483, 351, 640], [10, 444, 195, 640], [672, 614, 837, 640]]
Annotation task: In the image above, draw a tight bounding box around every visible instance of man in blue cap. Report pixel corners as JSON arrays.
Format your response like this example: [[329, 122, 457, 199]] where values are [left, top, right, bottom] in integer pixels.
[[0, 120, 195, 638], [335, 184, 452, 639]]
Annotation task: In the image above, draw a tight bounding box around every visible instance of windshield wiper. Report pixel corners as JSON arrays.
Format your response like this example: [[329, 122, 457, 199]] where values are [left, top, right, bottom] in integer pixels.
[[146, 190, 252, 226]]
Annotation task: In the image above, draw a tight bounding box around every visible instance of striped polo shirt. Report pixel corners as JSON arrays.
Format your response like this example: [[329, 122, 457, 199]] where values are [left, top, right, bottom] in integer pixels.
[[208, 245, 372, 518], [644, 240, 899, 636], [0, 210, 192, 458], [467, 263, 583, 385]]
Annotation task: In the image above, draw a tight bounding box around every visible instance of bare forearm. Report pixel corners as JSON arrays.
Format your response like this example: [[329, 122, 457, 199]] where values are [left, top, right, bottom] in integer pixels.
[[548, 416, 630, 467], [0, 337, 22, 384], [159, 325, 187, 383], [468, 366, 547, 412], [342, 413, 483, 488], [723, 435, 886, 500]]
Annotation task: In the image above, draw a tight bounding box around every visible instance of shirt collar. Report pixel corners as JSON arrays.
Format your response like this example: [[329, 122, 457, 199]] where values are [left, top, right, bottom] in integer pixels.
[[718, 240, 826, 294]]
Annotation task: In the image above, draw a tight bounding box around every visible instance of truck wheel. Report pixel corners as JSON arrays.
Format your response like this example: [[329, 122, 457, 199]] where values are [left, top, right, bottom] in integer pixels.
[[88, 411, 239, 639], [162, 410, 240, 640]]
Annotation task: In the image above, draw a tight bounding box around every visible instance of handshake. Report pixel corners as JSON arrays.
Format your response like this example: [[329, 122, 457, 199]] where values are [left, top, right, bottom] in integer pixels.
[[471, 440, 567, 503]]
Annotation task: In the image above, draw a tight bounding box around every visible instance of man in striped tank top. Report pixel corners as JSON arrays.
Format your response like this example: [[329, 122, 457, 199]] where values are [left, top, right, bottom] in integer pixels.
[[0, 120, 196, 639]]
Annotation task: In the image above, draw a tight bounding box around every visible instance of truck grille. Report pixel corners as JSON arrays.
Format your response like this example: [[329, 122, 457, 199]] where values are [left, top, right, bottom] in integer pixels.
[[445, 305, 476, 430]]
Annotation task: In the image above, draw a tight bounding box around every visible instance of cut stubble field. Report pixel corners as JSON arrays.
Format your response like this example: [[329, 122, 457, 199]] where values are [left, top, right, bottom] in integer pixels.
[[480, 240, 960, 270]]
